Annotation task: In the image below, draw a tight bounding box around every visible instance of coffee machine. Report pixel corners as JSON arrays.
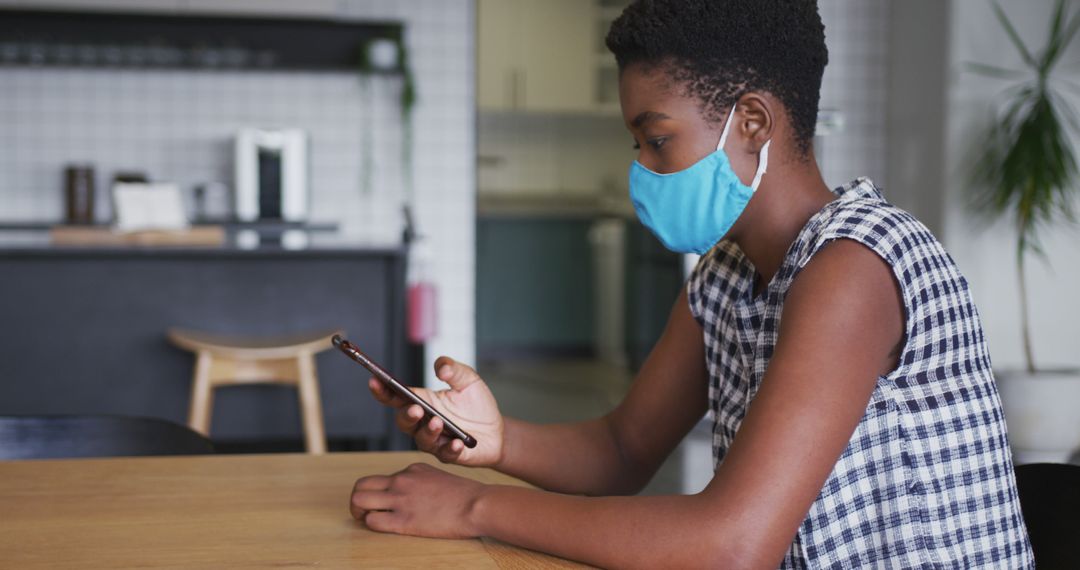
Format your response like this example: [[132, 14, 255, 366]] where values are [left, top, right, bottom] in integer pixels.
[[235, 128, 309, 222]]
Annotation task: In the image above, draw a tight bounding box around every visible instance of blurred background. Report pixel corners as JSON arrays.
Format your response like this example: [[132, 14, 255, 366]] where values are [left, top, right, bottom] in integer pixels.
[[0, 0, 1078, 491]]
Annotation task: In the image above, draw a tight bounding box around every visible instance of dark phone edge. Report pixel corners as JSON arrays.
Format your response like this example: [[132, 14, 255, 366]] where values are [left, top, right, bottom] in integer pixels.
[[331, 335, 478, 449], [383, 377, 477, 447]]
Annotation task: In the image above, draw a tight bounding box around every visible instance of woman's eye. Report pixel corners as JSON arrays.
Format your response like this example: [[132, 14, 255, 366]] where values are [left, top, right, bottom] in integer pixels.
[[632, 137, 668, 151]]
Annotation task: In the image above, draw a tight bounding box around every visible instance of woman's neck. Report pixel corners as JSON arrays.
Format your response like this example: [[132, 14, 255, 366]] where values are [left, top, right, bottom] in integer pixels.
[[729, 160, 835, 295]]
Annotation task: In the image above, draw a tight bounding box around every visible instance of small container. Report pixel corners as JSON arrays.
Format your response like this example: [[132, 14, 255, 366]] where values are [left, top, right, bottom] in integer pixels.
[[63, 164, 96, 225], [406, 238, 438, 343], [408, 281, 438, 344]]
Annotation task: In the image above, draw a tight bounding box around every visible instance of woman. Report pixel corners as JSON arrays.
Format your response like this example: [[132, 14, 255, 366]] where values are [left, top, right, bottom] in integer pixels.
[[349, 0, 1033, 567]]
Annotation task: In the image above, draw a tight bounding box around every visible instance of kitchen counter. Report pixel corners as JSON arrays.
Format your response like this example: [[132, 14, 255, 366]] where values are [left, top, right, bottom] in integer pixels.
[[0, 237, 404, 257], [0, 223, 401, 257], [0, 229, 408, 449]]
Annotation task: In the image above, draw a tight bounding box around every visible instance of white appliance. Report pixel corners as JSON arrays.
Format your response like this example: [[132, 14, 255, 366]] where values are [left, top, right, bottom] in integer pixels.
[[235, 128, 309, 222]]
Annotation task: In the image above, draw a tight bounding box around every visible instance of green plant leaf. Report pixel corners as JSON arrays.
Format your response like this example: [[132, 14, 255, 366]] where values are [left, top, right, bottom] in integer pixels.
[[1040, 0, 1068, 70], [1059, 5, 1080, 65], [1044, 0, 1080, 69], [972, 89, 1078, 255], [992, 0, 1037, 68], [964, 61, 1028, 80], [1039, 0, 1080, 73], [1049, 86, 1080, 133], [972, 0, 1080, 374]]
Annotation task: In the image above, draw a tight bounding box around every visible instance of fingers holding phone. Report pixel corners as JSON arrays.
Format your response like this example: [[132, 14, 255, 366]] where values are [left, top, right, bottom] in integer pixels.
[[334, 335, 503, 467], [388, 357, 504, 468], [371, 381, 454, 452], [416, 357, 505, 467], [392, 401, 426, 435], [414, 415, 468, 464], [386, 400, 467, 463], [369, 377, 419, 409]]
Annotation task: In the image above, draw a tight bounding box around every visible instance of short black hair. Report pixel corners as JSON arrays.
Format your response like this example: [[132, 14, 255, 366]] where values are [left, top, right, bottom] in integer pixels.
[[606, 0, 827, 155]]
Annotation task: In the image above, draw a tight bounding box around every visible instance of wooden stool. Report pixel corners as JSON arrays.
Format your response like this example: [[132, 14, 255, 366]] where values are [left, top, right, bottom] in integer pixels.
[[167, 328, 342, 455]]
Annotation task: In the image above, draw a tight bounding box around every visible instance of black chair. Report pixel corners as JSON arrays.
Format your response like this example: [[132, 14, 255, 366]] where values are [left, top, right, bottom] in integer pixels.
[[0, 415, 214, 460], [1015, 462, 1080, 568]]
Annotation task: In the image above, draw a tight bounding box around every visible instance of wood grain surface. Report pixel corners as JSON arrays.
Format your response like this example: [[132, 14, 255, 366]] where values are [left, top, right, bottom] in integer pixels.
[[49, 225, 225, 247], [0, 451, 592, 569]]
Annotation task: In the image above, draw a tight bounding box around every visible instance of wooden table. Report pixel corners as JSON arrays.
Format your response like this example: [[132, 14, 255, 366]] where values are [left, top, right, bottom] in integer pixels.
[[0, 452, 589, 569]]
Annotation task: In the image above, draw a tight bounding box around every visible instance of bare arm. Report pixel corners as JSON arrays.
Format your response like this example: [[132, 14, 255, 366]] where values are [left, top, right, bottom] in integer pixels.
[[353, 240, 906, 568], [373, 286, 708, 496], [494, 286, 709, 495]]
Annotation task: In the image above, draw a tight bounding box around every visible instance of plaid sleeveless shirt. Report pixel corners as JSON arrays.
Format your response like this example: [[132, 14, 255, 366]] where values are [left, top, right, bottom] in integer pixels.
[[687, 178, 1033, 568]]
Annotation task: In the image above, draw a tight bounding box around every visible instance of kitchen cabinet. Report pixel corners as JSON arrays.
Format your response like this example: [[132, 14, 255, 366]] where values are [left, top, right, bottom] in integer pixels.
[[476, 217, 596, 355], [478, 0, 597, 113], [477, 0, 517, 112], [476, 213, 682, 368]]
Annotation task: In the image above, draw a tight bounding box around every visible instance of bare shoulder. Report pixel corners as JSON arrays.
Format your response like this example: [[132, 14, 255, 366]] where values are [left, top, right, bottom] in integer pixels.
[[784, 238, 905, 375]]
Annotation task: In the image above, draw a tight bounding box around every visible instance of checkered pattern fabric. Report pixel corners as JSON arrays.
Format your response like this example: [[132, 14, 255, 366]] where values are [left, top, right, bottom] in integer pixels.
[[687, 178, 1033, 568]]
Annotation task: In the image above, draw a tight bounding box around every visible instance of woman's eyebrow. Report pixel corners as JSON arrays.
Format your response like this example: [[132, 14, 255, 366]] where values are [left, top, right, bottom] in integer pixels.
[[631, 110, 672, 129]]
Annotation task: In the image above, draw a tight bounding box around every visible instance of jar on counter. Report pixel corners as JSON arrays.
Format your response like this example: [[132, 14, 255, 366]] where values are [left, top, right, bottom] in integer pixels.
[[63, 164, 96, 225]]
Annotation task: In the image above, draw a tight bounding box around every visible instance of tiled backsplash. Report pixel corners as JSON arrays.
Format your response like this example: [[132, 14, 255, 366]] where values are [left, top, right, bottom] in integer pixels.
[[0, 68, 404, 242]]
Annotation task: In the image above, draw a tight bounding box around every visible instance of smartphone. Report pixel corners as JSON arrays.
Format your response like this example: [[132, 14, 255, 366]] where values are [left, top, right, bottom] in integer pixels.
[[332, 334, 478, 449]]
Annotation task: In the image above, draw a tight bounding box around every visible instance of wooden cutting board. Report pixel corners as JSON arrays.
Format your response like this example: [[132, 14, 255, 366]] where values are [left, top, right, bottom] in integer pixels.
[[49, 225, 225, 247]]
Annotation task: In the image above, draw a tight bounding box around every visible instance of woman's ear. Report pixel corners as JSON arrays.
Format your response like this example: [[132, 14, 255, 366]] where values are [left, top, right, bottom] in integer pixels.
[[734, 93, 774, 152]]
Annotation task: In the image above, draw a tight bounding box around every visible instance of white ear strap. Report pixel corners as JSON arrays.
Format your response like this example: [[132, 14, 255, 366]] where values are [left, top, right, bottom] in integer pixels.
[[717, 105, 737, 151], [750, 140, 770, 191]]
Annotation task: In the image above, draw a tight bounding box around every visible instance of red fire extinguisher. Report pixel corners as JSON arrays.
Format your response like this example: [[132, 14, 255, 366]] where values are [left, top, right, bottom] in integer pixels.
[[407, 237, 437, 344]]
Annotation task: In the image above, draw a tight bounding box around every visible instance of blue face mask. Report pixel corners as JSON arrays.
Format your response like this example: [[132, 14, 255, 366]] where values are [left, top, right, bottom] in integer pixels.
[[629, 106, 771, 254]]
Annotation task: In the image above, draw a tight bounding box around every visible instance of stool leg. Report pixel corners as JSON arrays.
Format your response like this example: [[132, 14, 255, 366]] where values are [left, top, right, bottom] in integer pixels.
[[188, 351, 214, 437], [297, 352, 327, 454]]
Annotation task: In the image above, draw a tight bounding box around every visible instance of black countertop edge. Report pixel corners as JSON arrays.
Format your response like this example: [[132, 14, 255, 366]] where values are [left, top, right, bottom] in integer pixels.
[[0, 221, 340, 232], [0, 244, 406, 258]]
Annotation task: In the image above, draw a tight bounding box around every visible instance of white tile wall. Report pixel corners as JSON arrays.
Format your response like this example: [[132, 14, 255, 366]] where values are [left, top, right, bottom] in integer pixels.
[[817, 0, 889, 189], [0, 0, 477, 386], [337, 0, 477, 386], [0, 68, 403, 242]]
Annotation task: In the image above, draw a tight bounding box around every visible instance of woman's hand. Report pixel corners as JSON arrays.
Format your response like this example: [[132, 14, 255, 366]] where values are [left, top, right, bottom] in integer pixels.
[[349, 463, 486, 539], [369, 356, 504, 467]]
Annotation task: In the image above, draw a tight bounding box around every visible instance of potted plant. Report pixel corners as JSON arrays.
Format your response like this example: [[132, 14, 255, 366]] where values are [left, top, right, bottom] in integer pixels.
[[969, 0, 1080, 464]]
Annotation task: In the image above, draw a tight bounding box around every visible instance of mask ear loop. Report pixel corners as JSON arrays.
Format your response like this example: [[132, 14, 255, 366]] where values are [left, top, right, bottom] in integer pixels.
[[750, 140, 770, 191], [717, 104, 771, 191], [716, 105, 737, 151]]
